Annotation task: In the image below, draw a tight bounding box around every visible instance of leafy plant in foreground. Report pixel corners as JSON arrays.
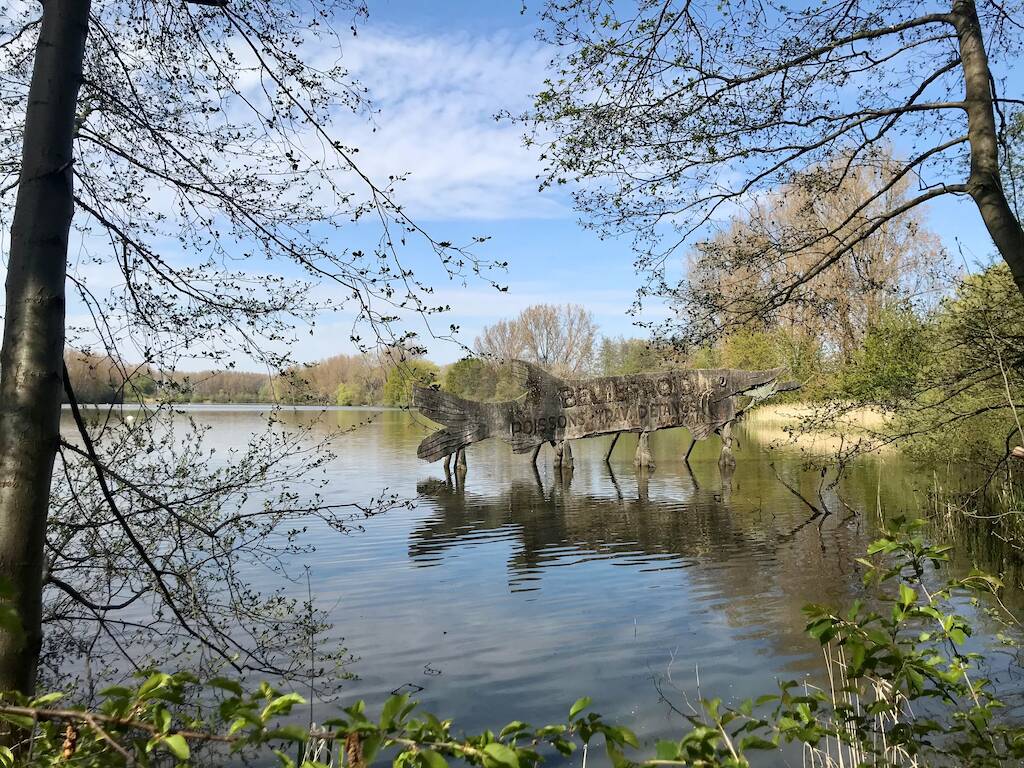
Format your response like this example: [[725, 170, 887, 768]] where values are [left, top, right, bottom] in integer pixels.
[[1, 519, 1022, 767]]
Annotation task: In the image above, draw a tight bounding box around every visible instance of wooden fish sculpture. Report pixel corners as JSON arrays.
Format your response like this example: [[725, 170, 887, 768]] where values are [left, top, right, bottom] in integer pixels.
[[413, 361, 797, 463]]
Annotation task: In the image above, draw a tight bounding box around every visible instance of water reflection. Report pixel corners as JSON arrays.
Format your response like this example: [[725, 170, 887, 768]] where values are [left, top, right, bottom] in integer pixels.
[[65, 407, 1020, 760], [409, 446, 873, 680]]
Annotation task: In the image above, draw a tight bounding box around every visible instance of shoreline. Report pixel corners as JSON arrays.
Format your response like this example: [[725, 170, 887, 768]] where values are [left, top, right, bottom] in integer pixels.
[[742, 401, 893, 453]]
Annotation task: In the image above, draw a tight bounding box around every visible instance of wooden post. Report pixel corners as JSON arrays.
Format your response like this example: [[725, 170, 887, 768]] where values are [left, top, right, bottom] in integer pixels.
[[718, 421, 736, 469], [634, 430, 655, 470], [553, 439, 573, 469], [604, 432, 620, 463], [455, 447, 467, 472]]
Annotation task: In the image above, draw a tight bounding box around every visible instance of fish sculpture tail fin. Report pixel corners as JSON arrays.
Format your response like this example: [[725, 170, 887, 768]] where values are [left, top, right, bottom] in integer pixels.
[[412, 386, 490, 462], [416, 427, 477, 462], [510, 359, 564, 394]]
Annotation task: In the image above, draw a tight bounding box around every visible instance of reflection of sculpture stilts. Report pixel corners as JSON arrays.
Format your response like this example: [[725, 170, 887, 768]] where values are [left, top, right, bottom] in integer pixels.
[[530, 455, 544, 492], [636, 467, 650, 501], [604, 432, 620, 463], [634, 430, 655, 470], [553, 439, 573, 469], [530, 442, 543, 467], [681, 457, 699, 491], [556, 461, 574, 488], [719, 461, 734, 502], [605, 460, 624, 501]]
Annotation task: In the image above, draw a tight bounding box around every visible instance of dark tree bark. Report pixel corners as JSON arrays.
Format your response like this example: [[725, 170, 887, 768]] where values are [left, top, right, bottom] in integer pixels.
[[0, 0, 91, 695], [953, 0, 1024, 294]]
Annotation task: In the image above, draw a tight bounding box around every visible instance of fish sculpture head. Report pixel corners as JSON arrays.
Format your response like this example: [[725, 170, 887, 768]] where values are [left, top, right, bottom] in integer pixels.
[[716, 368, 801, 412], [722, 367, 789, 397]]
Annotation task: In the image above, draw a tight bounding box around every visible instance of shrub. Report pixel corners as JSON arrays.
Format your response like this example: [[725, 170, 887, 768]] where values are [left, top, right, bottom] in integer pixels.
[[3, 520, 1020, 767], [382, 361, 440, 407], [835, 308, 926, 403]]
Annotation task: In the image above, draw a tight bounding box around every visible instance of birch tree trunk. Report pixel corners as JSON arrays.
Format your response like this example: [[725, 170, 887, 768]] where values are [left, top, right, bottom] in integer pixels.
[[0, 0, 91, 695], [953, 0, 1024, 293]]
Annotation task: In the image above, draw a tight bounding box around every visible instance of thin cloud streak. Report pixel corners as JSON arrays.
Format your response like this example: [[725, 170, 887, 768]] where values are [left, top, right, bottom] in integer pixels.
[[331, 26, 560, 221]]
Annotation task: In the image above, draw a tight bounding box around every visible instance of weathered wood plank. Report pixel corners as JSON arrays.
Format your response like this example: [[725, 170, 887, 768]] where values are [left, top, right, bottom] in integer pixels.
[[413, 361, 797, 464]]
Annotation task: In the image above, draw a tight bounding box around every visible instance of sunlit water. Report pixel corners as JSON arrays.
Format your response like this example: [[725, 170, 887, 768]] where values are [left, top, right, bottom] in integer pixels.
[[61, 406, 1024, 763]]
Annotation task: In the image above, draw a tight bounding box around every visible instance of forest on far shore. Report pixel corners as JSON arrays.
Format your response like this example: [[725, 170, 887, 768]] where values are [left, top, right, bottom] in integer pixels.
[[66, 260, 1024, 474]]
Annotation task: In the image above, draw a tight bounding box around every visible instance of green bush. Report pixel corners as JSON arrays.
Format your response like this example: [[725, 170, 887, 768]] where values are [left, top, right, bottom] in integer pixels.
[[896, 265, 1024, 467], [335, 383, 357, 406], [382, 361, 440, 407], [3, 521, 1020, 767], [443, 358, 496, 402], [835, 308, 926, 403]]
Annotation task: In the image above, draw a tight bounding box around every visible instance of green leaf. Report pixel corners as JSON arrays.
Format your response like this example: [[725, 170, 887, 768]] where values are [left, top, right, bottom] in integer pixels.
[[261, 692, 305, 721], [154, 706, 172, 734], [0, 713, 35, 729], [0, 746, 13, 768], [139, 672, 172, 698], [208, 677, 245, 696], [482, 742, 520, 768], [499, 721, 529, 739], [568, 696, 592, 718], [380, 693, 410, 729], [162, 733, 190, 760], [899, 583, 917, 608], [29, 692, 63, 707], [604, 725, 638, 748], [361, 732, 384, 764], [655, 740, 679, 760], [100, 685, 134, 701], [739, 735, 778, 750], [421, 749, 448, 768]]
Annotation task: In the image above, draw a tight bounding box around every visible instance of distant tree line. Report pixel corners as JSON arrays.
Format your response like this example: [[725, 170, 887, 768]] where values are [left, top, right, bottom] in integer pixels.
[[61, 251, 1024, 470]]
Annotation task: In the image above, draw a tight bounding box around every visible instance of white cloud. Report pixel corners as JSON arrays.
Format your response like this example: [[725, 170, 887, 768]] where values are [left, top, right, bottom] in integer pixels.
[[327, 26, 560, 221]]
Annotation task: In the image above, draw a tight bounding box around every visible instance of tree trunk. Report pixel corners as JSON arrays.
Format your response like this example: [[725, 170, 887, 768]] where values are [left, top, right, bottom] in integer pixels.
[[953, 0, 1024, 294], [0, 0, 91, 696]]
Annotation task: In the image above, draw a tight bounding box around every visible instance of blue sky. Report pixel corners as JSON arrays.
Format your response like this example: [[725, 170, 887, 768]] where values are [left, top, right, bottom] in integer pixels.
[[284, 1, 1001, 367], [275, 1, 659, 365], [50, 1, 1008, 368]]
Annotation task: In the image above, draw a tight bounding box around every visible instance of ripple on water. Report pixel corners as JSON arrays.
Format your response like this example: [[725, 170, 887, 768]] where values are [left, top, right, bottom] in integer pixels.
[[71, 407, 1011, 767]]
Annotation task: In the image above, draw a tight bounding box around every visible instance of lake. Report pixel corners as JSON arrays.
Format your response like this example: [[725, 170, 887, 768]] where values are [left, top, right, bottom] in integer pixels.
[[60, 405, 1024, 762]]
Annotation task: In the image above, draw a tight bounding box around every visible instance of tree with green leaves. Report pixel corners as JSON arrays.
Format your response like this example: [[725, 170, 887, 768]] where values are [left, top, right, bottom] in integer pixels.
[[0, 0, 501, 697], [383, 360, 440, 407], [443, 358, 497, 402], [530, 0, 1022, 346]]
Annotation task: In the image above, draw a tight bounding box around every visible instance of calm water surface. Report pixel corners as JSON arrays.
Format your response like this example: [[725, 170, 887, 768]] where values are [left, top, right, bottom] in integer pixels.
[[67, 406, 1023, 763]]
